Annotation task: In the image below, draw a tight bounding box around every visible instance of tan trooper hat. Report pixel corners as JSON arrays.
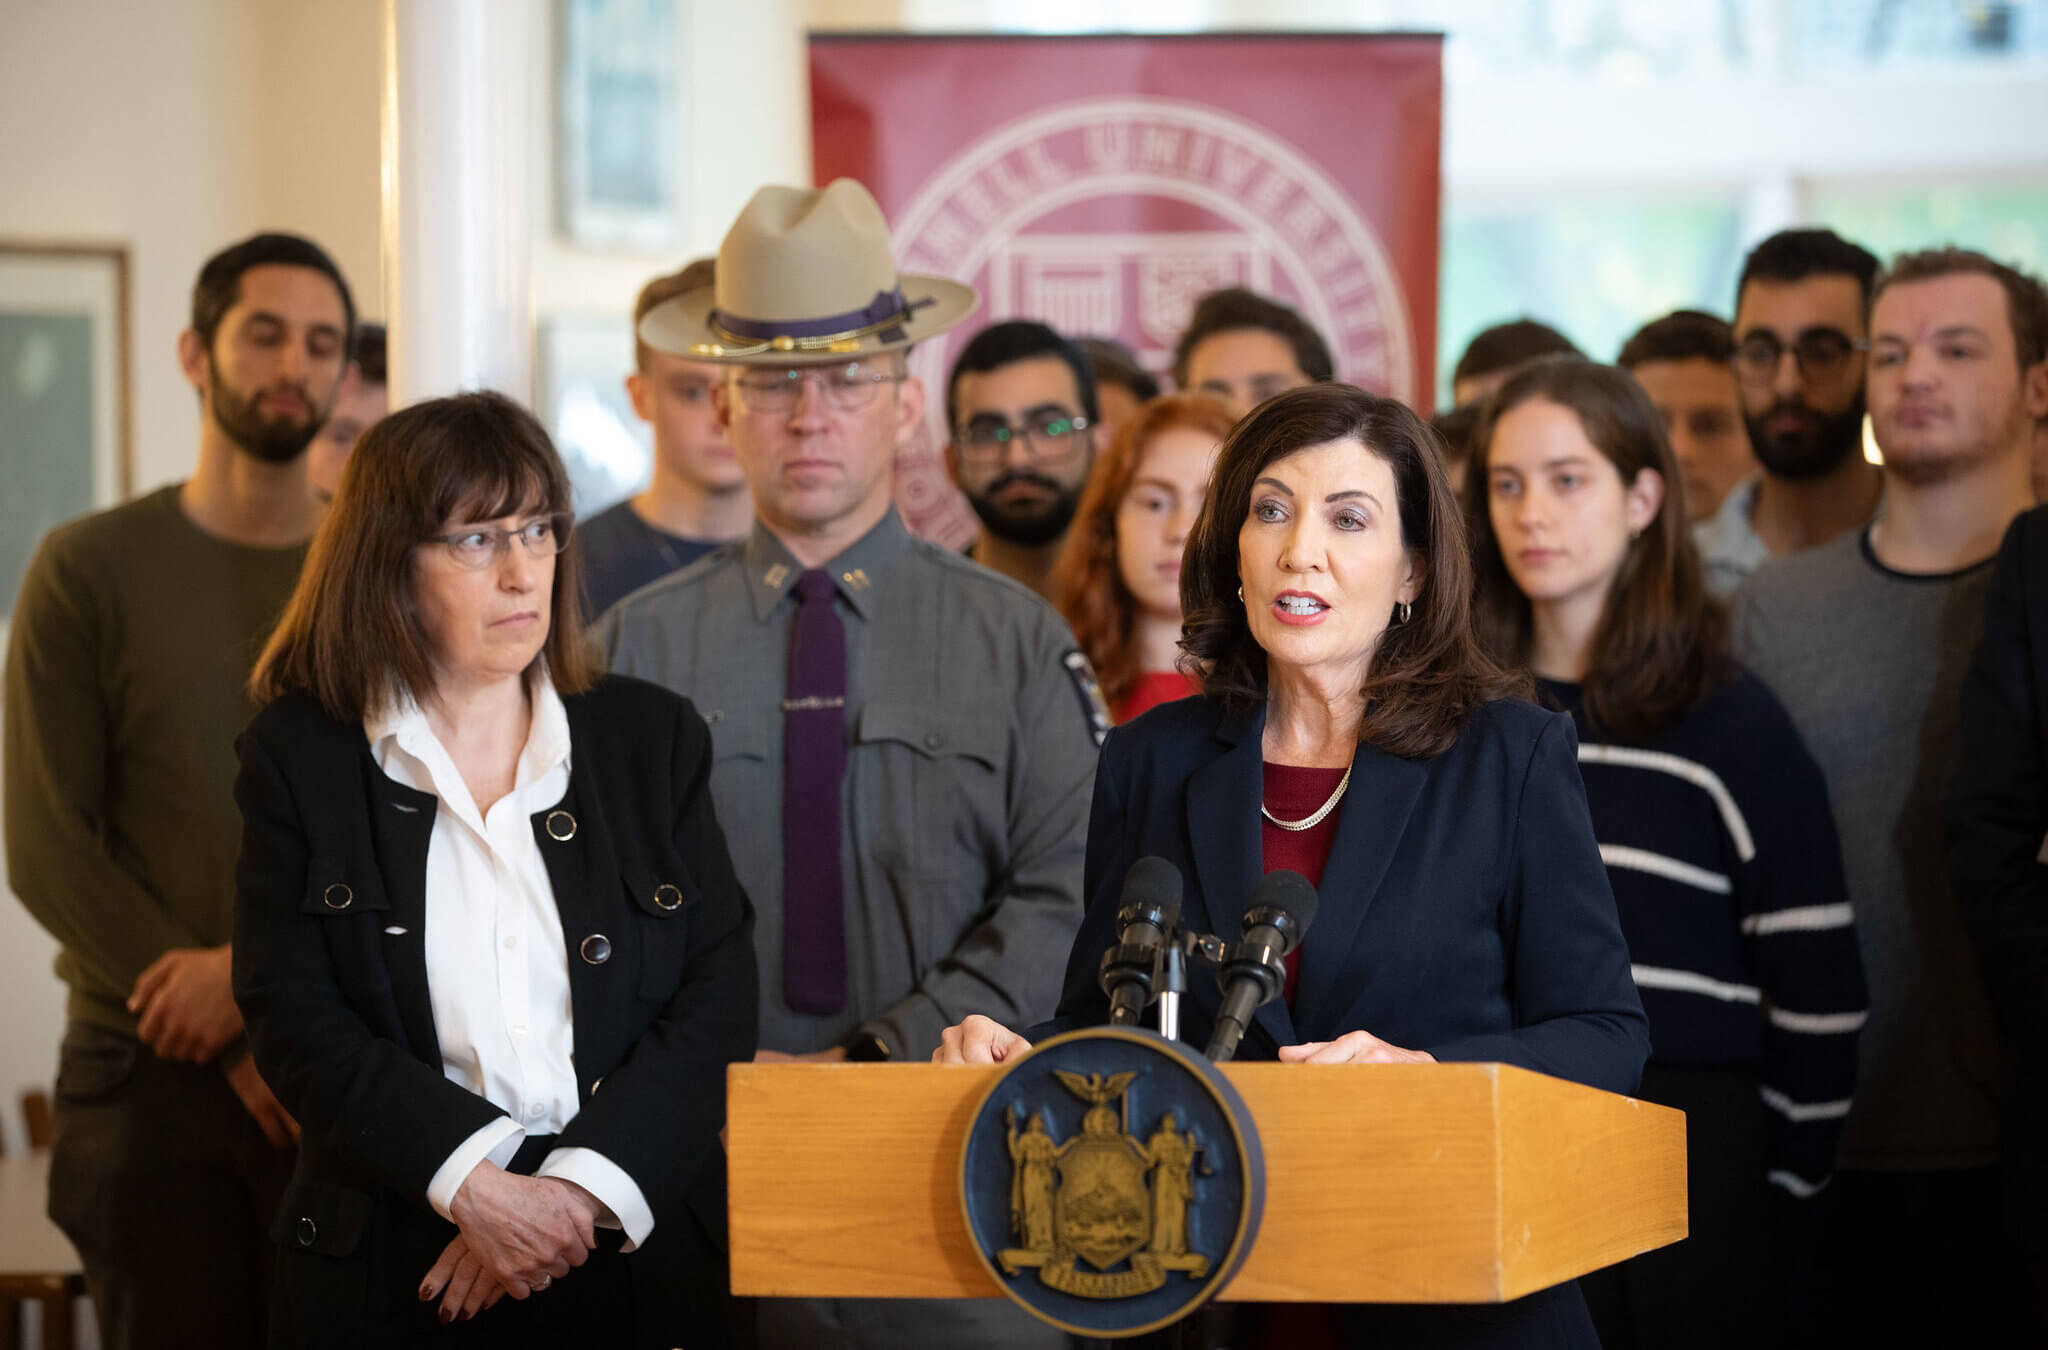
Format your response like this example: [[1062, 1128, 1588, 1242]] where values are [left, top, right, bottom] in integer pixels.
[[638, 178, 979, 365]]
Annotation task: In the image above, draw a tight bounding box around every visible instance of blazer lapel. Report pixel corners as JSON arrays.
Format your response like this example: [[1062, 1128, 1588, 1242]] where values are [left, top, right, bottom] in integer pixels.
[[365, 762, 442, 1066], [1183, 705, 1298, 1055], [1290, 744, 1432, 1037]]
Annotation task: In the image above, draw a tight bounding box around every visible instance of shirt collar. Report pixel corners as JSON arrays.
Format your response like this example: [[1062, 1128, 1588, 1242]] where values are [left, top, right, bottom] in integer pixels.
[[1701, 474, 1761, 548], [366, 671, 574, 793], [741, 507, 910, 624]]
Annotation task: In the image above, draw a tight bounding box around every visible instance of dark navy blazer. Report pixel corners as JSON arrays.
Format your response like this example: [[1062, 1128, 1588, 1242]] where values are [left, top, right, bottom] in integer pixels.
[[1045, 693, 1650, 1349], [1053, 693, 1648, 1085]]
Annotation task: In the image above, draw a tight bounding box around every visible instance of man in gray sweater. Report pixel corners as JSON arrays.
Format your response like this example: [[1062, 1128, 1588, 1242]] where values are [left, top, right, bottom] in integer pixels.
[[1736, 246, 2048, 1342]]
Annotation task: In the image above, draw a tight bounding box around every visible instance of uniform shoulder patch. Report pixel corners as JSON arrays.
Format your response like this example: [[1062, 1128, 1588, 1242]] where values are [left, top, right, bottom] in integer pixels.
[[1063, 649, 1112, 747]]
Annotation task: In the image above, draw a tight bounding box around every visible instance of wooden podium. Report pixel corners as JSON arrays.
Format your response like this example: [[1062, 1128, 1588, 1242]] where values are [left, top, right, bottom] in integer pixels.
[[728, 1061, 1685, 1304]]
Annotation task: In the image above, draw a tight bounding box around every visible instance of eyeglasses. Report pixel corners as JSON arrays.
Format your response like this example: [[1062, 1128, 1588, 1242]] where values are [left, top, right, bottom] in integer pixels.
[[1732, 328, 1869, 384], [732, 363, 907, 413], [430, 514, 571, 570], [956, 413, 1093, 463]]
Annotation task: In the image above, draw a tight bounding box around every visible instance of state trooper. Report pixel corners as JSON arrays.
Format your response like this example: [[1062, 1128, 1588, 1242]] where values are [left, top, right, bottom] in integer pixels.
[[594, 178, 1101, 1350]]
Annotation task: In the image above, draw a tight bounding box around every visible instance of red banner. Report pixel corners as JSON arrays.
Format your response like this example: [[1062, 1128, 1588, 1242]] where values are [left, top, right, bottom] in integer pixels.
[[810, 33, 1443, 548]]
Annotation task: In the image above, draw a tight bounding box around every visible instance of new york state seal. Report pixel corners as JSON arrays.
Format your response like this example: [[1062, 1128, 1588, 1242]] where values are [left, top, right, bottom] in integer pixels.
[[960, 1028, 1264, 1338]]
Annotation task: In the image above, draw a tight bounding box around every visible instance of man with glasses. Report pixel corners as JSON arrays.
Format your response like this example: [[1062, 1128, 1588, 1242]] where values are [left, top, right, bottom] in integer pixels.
[[594, 180, 1095, 1350], [1697, 227, 1884, 595], [945, 319, 1102, 598], [1739, 247, 2048, 1342]]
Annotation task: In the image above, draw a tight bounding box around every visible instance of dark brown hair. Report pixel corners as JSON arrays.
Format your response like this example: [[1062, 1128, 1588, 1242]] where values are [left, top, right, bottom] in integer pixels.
[[634, 257, 714, 370], [252, 391, 600, 719], [1181, 383, 1526, 759], [1874, 246, 2048, 369], [1171, 287, 1335, 390], [1051, 393, 1241, 712], [1466, 359, 1729, 744], [1616, 309, 1734, 370], [1452, 318, 1581, 388]]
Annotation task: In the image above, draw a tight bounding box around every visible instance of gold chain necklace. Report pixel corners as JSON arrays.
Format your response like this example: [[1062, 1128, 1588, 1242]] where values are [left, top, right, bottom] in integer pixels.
[[1261, 762, 1353, 832]]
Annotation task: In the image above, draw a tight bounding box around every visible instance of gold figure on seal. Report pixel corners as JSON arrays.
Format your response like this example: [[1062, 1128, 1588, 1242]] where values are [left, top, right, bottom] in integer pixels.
[[996, 1070, 1212, 1299]]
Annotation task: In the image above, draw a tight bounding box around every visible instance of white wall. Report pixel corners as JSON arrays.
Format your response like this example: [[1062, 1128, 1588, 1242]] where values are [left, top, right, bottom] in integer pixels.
[[0, 0, 380, 1153]]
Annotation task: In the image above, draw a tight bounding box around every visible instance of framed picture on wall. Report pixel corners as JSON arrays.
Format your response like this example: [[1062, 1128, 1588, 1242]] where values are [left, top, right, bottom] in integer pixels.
[[556, 0, 682, 252], [0, 242, 131, 627]]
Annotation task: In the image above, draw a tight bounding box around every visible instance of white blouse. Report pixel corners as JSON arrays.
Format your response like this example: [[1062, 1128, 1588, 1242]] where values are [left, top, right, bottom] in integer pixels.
[[367, 677, 652, 1248]]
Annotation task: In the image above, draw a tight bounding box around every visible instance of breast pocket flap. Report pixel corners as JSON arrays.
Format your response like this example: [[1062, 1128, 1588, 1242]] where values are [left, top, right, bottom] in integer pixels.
[[298, 857, 392, 917], [855, 700, 1004, 769]]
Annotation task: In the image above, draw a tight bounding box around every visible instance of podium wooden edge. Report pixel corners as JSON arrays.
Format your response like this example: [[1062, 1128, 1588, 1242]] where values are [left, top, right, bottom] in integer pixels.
[[1496, 1064, 1688, 1301]]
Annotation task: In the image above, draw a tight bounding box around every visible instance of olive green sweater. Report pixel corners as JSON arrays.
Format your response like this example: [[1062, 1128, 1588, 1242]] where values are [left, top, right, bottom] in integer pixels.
[[4, 486, 306, 1037]]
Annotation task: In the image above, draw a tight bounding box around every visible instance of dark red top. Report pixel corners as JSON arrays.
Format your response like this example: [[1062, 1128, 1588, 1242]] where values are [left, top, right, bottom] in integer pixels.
[[1258, 761, 1346, 1008], [1113, 669, 1201, 724], [1256, 761, 1349, 1350]]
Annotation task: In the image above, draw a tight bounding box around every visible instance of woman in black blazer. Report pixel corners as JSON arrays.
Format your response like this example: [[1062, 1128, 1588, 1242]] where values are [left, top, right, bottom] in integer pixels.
[[232, 393, 757, 1348], [939, 384, 1649, 1348]]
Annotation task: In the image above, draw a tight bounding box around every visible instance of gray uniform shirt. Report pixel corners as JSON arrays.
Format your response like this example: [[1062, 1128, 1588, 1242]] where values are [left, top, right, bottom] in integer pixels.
[[1734, 527, 2003, 1169], [594, 509, 1099, 1060]]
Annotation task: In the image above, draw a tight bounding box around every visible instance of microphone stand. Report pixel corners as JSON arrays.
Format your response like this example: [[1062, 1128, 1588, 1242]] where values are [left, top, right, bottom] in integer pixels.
[[1155, 937, 1188, 1042]]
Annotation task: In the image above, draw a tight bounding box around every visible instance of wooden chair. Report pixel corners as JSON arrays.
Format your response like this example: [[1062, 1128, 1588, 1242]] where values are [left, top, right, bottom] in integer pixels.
[[1, 1089, 81, 1350]]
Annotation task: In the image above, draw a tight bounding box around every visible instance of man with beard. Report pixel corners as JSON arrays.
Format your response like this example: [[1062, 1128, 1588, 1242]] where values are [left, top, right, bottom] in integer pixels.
[[1697, 228, 1884, 595], [1737, 248, 2048, 1343], [5, 232, 352, 1349], [945, 320, 1100, 599]]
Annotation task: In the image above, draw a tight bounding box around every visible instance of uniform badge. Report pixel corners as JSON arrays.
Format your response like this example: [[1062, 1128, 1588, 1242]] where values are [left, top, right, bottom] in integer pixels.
[[959, 1027, 1263, 1338], [1062, 649, 1112, 747]]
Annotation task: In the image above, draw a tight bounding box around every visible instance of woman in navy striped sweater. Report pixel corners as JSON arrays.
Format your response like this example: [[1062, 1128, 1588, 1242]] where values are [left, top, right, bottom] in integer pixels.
[[1465, 358, 1867, 1348]]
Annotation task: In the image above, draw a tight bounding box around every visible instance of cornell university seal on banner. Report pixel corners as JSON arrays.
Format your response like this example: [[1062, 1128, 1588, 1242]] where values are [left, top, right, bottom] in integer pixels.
[[885, 94, 1418, 549], [959, 1028, 1264, 1338]]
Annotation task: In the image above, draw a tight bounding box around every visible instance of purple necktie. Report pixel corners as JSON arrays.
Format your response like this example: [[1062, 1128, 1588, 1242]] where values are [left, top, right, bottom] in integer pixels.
[[782, 569, 848, 1015]]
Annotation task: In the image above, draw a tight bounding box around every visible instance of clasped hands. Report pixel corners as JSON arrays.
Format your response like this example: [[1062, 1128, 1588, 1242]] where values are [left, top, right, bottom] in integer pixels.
[[419, 1164, 607, 1323], [932, 1013, 1435, 1065]]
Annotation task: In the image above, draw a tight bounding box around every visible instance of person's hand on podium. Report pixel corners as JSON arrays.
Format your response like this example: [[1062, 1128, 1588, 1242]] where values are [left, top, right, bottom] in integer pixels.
[[1277, 1029, 1435, 1065], [933, 1014, 1031, 1064], [445, 1164, 599, 1306]]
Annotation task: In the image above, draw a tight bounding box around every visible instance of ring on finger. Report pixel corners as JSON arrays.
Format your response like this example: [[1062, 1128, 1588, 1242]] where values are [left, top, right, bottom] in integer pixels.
[[533, 1275, 552, 1291]]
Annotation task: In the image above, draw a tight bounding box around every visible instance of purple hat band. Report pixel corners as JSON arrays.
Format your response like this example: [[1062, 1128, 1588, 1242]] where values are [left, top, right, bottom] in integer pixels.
[[710, 287, 934, 343]]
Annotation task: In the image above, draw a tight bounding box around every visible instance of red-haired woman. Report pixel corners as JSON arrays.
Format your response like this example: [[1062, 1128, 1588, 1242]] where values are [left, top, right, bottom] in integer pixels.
[[1469, 357, 1867, 1348], [1051, 393, 1239, 723]]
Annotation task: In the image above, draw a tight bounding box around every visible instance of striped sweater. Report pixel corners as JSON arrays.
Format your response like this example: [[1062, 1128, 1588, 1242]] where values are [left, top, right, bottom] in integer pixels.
[[1538, 672, 1868, 1205]]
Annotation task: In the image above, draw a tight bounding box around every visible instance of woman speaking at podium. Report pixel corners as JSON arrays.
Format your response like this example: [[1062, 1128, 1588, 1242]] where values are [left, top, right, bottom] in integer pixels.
[[938, 383, 1650, 1347], [231, 393, 757, 1347]]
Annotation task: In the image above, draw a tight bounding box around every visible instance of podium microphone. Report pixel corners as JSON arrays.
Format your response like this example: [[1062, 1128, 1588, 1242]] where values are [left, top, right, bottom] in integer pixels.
[[1205, 870, 1319, 1062], [1100, 857, 1184, 1025]]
